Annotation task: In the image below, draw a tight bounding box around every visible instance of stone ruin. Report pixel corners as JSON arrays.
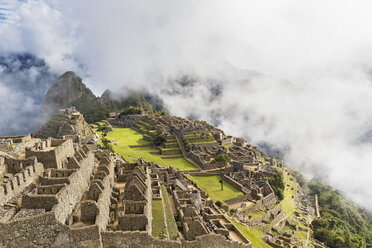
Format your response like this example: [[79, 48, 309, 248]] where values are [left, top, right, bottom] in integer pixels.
[[115, 114, 282, 174], [35, 107, 95, 144], [0, 136, 254, 247], [0, 112, 316, 247]]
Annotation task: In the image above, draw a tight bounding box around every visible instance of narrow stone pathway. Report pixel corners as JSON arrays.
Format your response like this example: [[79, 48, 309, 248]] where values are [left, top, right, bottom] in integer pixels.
[[163, 189, 175, 240], [146, 170, 152, 235]]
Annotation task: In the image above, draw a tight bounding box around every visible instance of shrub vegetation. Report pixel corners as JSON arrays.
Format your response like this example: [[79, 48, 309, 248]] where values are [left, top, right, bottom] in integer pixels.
[[266, 169, 285, 201]]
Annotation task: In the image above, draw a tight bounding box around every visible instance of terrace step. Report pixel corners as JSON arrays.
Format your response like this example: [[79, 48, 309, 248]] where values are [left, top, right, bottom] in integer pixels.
[[149, 151, 161, 155], [189, 138, 215, 143], [161, 156, 183, 159], [160, 148, 181, 155], [163, 143, 179, 148]]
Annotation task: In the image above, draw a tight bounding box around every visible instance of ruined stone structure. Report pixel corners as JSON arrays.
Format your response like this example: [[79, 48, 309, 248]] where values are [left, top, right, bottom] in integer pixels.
[[116, 114, 277, 174], [25, 139, 75, 169], [0, 111, 317, 247], [35, 107, 94, 143]]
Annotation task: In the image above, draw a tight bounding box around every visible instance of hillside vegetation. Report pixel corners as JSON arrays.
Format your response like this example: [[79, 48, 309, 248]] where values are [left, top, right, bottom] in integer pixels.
[[308, 180, 372, 248], [289, 168, 372, 248], [69, 86, 108, 123], [101, 89, 167, 115]]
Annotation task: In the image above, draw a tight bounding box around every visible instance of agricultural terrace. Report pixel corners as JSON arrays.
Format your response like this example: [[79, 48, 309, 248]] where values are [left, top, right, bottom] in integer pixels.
[[96, 127, 198, 171], [186, 174, 243, 203], [228, 218, 271, 248], [281, 168, 298, 217]]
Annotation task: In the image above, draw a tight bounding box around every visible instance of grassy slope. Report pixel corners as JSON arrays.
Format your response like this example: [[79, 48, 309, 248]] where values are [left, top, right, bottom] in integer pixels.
[[100, 128, 197, 171], [186, 174, 243, 202], [228, 218, 271, 248], [248, 211, 267, 220], [161, 185, 178, 240], [280, 168, 298, 217], [95, 123, 305, 246], [152, 200, 166, 238]]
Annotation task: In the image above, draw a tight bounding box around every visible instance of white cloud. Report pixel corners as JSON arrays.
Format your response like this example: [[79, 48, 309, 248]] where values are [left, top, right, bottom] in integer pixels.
[[2, 0, 372, 210]]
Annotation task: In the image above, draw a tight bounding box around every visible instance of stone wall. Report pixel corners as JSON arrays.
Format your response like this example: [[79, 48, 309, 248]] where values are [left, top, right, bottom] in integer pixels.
[[0, 162, 44, 207], [238, 203, 260, 215], [271, 211, 286, 227], [81, 200, 99, 222], [188, 171, 220, 176], [22, 195, 59, 211], [4, 156, 37, 174], [222, 174, 246, 192], [0, 212, 249, 248], [95, 162, 113, 229], [221, 138, 232, 146], [39, 177, 70, 186], [26, 139, 75, 169], [0, 135, 30, 144], [188, 137, 215, 143], [117, 214, 148, 231], [160, 148, 181, 155], [0, 211, 102, 248], [223, 194, 250, 206], [101, 231, 252, 248], [53, 151, 94, 223], [183, 233, 252, 248], [21, 150, 94, 224], [187, 151, 217, 169], [101, 231, 179, 248], [262, 192, 276, 209]]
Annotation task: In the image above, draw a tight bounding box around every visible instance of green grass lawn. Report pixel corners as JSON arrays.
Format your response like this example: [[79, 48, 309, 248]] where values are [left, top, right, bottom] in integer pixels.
[[296, 230, 308, 245], [281, 169, 298, 217], [161, 185, 178, 240], [239, 202, 256, 212], [186, 175, 243, 203], [98, 128, 197, 171], [161, 147, 180, 151], [96, 120, 108, 126], [190, 141, 217, 144], [228, 218, 271, 248], [183, 134, 213, 140], [247, 211, 267, 220], [152, 200, 166, 238]]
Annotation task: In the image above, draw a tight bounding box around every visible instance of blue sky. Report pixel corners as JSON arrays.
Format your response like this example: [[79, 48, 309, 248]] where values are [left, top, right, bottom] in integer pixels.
[[0, 0, 18, 23]]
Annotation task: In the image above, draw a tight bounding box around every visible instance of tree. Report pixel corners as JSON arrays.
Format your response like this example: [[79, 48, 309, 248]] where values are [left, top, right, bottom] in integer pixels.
[[101, 138, 114, 152], [153, 134, 166, 146], [215, 200, 223, 208], [119, 106, 143, 116], [211, 154, 230, 172], [152, 129, 166, 146], [211, 154, 230, 165], [182, 137, 192, 152], [211, 154, 230, 191], [308, 179, 372, 248], [97, 125, 112, 133]]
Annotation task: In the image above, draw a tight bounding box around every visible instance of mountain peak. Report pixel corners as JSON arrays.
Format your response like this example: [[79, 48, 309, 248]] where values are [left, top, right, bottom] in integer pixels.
[[34, 71, 107, 131]]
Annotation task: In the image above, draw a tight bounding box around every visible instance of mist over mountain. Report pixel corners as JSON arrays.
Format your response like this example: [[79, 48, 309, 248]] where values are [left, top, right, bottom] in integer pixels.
[[101, 88, 166, 114], [0, 53, 56, 136], [2, 0, 372, 214], [35, 71, 108, 129]]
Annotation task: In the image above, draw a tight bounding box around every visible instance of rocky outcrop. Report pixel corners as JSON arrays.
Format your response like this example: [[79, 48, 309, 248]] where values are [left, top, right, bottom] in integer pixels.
[[35, 71, 108, 130]]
